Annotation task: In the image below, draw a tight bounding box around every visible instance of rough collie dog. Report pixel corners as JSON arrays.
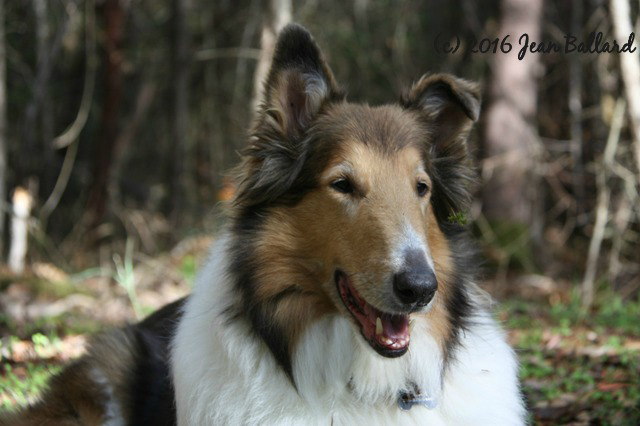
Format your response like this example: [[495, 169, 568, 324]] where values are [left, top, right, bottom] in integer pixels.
[[1, 24, 525, 426], [172, 24, 525, 425]]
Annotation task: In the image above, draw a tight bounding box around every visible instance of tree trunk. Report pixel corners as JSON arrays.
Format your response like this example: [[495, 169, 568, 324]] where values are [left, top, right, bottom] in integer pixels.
[[482, 0, 542, 226], [251, 0, 292, 116], [35, 0, 57, 193], [22, 0, 56, 182], [34, 0, 55, 192], [8, 188, 32, 274], [231, 1, 260, 114], [170, 0, 191, 223], [569, 0, 584, 219], [610, 0, 640, 175], [202, 5, 225, 196], [86, 0, 124, 228], [0, 0, 6, 257]]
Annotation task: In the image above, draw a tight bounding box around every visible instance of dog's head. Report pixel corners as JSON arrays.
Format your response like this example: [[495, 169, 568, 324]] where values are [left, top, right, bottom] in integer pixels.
[[230, 24, 479, 376]]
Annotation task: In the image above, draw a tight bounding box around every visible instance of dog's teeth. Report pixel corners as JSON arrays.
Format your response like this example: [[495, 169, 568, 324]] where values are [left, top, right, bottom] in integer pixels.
[[375, 317, 383, 335], [383, 337, 393, 345]]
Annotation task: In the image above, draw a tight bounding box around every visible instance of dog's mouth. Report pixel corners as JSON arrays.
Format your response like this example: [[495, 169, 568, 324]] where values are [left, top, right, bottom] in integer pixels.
[[335, 270, 410, 357]]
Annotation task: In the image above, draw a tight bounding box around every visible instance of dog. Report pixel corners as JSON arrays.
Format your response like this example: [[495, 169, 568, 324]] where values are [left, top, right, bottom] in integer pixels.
[[172, 23, 525, 425], [1, 23, 525, 425]]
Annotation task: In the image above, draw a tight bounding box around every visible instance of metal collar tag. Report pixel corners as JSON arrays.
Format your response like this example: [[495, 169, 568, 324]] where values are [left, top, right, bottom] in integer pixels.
[[397, 390, 437, 411]]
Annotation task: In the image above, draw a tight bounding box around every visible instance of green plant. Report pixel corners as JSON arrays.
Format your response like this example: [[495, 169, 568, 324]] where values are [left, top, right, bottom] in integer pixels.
[[112, 238, 142, 319], [180, 255, 198, 287], [447, 211, 468, 225], [1, 363, 62, 409]]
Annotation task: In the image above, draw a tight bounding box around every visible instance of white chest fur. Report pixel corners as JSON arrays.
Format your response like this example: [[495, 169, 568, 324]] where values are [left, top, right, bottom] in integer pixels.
[[171, 237, 525, 425]]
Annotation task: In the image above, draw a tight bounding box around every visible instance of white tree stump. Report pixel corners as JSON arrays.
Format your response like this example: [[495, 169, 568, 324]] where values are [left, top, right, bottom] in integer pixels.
[[8, 187, 32, 274]]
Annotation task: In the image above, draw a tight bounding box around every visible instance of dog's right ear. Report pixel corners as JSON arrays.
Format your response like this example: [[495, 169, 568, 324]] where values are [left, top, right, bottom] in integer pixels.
[[256, 23, 341, 141], [400, 74, 481, 225], [235, 24, 342, 210]]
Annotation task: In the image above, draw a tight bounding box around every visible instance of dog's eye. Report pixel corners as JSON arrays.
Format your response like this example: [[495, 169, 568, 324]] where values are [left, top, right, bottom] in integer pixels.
[[331, 178, 354, 194], [416, 181, 429, 197]]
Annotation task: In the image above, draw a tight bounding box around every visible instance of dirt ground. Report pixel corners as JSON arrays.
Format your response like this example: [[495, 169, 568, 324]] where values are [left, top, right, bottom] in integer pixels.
[[1, 241, 638, 424]]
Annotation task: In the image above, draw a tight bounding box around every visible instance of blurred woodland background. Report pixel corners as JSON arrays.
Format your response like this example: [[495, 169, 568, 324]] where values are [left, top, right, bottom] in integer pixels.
[[0, 0, 639, 424]]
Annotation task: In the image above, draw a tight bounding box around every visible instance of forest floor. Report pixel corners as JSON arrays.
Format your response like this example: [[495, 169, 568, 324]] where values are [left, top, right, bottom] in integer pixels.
[[0, 240, 638, 425]]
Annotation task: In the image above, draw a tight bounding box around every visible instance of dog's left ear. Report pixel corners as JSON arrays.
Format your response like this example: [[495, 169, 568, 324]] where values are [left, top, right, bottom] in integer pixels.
[[400, 74, 481, 224], [257, 23, 341, 141], [234, 24, 342, 210]]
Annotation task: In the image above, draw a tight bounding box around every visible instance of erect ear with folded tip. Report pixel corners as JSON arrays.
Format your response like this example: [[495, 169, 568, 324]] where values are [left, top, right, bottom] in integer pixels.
[[256, 23, 342, 141], [401, 74, 480, 147], [400, 74, 481, 225], [234, 24, 343, 210]]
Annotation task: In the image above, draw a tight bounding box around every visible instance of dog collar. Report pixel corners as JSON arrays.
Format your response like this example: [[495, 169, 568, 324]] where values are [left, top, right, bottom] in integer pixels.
[[397, 384, 437, 411]]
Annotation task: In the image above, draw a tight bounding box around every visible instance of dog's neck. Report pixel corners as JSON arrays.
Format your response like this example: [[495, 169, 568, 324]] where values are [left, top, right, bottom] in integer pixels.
[[291, 314, 445, 409]]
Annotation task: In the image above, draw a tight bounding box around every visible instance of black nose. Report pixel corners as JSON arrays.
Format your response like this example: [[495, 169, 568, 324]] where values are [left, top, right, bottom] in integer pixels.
[[393, 250, 437, 307]]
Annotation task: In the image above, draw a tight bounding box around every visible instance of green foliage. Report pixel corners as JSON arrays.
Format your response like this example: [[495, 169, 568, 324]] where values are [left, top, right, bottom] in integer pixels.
[[475, 219, 536, 273], [544, 286, 640, 336], [447, 212, 468, 225], [180, 255, 198, 287], [503, 289, 640, 423], [30, 279, 81, 300], [112, 238, 142, 319], [0, 312, 102, 339], [597, 295, 640, 335], [0, 363, 62, 409], [548, 288, 584, 324]]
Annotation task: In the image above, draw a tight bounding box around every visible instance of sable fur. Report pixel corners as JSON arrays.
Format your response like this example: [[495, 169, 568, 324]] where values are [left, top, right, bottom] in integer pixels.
[[225, 25, 484, 380]]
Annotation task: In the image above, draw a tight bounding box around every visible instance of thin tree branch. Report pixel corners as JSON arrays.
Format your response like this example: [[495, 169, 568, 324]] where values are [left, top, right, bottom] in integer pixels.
[[23, 0, 74, 151], [0, 0, 7, 256], [569, 0, 584, 217], [40, 0, 95, 225], [52, 0, 96, 149], [39, 137, 79, 227], [581, 99, 625, 309], [195, 47, 261, 61]]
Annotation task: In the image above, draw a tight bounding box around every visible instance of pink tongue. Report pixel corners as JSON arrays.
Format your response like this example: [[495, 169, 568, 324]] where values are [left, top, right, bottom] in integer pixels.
[[364, 304, 409, 339], [381, 313, 409, 339]]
